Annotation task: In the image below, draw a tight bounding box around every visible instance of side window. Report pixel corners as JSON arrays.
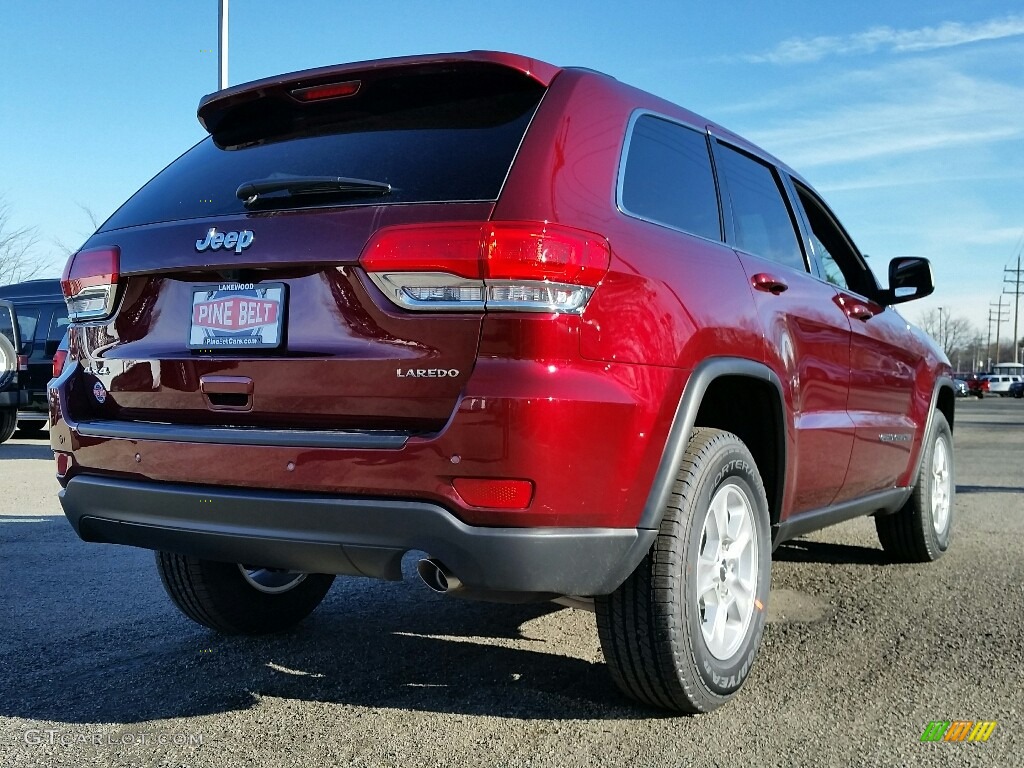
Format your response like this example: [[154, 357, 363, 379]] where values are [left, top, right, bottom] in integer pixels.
[[619, 114, 721, 241], [810, 233, 848, 290], [792, 182, 879, 299], [13, 305, 40, 353], [715, 143, 805, 271], [48, 306, 70, 342]]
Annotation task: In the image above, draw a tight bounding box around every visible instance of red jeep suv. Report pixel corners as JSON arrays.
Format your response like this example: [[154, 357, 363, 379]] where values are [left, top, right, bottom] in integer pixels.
[[51, 52, 955, 713]]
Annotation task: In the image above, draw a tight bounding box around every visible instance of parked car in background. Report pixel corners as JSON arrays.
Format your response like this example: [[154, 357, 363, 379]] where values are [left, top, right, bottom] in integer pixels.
[[952, 379, 969, 397], [0, 299, 22, 443], [1009, 380, 1023, 399], [51, 51, 956, 714], [968, 375, 989, 398], [983, 374, 1022, 397], [0, 279, 68, 433]]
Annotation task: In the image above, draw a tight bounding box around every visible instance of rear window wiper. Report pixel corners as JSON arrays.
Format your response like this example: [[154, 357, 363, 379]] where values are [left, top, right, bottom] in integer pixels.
[[236, 175, 392, 207]]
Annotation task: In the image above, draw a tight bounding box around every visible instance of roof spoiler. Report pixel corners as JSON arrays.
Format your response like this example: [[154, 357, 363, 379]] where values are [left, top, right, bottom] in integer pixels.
[[197, 51, 559, 136]]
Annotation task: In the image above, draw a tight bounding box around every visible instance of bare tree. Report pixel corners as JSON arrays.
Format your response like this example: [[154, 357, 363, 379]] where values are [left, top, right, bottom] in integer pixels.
[[916, 309, 975, 362], [0, 199, 45, 286], [53, 203, 102, 258]]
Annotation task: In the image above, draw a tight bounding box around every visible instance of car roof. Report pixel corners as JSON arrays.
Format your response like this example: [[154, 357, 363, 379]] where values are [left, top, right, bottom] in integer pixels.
[[0, 279, 63, 302]]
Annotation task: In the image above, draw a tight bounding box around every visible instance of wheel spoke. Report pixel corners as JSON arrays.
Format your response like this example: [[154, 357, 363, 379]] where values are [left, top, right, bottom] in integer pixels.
[[711, 597, 729, 646], [695, 559, 719, 599], [731, 578, 753, 618], [725, 489, 747, 540], [731, 514, 752, 556], [711, 492, 729, 541]]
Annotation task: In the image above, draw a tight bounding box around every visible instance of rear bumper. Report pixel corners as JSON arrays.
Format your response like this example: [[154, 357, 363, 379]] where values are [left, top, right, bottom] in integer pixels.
[[59, 475, 656, 596], [50, 355, 681, 529]]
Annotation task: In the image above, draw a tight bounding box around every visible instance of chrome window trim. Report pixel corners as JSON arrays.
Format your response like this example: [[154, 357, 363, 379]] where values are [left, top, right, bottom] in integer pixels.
[[614, 110, 725, 245]]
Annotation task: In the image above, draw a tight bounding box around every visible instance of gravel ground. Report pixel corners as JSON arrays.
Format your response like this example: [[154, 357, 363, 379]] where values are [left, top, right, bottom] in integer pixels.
[[1, 398, 1021, 767]]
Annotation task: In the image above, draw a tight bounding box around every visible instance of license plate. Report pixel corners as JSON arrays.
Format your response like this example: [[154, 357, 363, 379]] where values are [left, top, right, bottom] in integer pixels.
[[188, 282, 286, 350]]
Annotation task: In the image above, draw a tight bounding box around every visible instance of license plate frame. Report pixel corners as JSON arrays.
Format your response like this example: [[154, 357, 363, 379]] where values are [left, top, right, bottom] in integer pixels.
[[188, 282, 287, 350]]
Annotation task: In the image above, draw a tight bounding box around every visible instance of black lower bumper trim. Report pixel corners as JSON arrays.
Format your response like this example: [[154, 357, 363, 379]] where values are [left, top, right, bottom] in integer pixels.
[[74, 419, 411, 449], [59, 476, 656, 596]]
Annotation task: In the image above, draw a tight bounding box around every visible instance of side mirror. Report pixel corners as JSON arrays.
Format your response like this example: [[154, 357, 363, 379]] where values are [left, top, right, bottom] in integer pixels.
[[881, 257, 934, 305]]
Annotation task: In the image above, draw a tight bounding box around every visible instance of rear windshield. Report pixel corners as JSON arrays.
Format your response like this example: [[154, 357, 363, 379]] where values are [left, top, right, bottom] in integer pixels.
[[101, 68, 545, 231]]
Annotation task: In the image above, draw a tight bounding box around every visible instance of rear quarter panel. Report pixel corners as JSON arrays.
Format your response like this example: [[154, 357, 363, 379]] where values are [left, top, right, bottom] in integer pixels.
[[494, 69, 772, 524]]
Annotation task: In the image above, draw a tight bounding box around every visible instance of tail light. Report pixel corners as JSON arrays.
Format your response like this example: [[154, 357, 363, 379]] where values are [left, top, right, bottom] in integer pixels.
[[17, 354, 28, 372], [52, 349, 68, 379], [360, 222, 610, 313], [61, 246, 120, 321]]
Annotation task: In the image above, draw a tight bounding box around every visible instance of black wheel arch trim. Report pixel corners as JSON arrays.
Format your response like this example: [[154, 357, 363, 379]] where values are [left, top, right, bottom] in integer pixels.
[[905, 374, 955, 491], [637, 357, 787, 531]]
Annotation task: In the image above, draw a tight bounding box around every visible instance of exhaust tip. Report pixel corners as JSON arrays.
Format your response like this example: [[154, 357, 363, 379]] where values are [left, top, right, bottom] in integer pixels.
[[416, 558, 462, 594]]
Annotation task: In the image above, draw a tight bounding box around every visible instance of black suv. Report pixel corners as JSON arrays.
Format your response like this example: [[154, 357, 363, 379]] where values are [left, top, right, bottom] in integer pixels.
[[0, 279, 68, 437], [0, 299, 22, 442]]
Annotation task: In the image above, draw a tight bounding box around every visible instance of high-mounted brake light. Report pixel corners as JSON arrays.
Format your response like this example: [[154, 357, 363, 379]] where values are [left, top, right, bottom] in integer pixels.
[[61, 246, 120, 321], [360, 222, 610, 313], [290, 80, 361, 102]]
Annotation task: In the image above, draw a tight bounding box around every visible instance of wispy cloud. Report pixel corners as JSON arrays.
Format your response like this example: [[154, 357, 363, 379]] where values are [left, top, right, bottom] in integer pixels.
[[744, 15, 1024, 64], [744, 64, 1024, 168], [817, 170, 1024, 194]]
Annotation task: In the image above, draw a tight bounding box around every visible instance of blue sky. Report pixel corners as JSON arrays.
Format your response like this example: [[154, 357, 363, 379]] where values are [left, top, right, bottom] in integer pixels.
[[2, 1, 1022, 334]]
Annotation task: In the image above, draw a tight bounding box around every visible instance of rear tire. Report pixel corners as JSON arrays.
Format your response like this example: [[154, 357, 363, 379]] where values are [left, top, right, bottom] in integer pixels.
[[0, 410, 17, 444], [595, 428, 771, 713], [875, 412, 953, 562], [16, 420, 46, 435], [155, 552, 335, 634]]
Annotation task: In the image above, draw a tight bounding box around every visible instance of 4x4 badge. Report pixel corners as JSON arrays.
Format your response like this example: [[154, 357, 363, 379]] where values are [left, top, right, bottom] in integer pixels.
[[196, 228, 254, 254]]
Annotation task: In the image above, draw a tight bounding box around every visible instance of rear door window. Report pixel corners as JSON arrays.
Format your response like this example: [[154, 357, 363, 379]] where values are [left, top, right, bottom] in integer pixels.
[[715, 142, 805, 272], [47, 306, 70, 341], [100, 67, 546, 230], [44, 305, 70, 356], [12, 304, 41, 354], [618, 114, 721, 240]]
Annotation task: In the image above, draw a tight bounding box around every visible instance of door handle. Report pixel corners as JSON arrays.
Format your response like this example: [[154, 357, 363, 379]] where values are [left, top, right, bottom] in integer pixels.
[[200, 375, 254, 395], [844, 302, 874, 321], [752, 273, 789, 295], [200, 375, 254, 411], [834, 294, 875, 321]]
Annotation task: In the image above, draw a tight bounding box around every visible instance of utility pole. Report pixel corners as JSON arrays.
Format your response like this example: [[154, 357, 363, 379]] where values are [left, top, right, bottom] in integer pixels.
[[990, 297, 1009, 366], [986, 308, 993, 370], [1004, 255, 1023, 363], [218, 0, 229, 90]]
